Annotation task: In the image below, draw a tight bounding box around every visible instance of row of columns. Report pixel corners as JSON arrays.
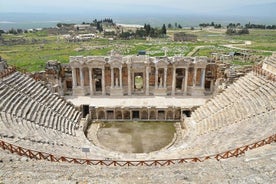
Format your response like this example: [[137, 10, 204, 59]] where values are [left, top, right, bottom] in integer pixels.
[[111, 67, 123, 88], [72, 67, 106, 95], [155, 68, 168, 88], [72, 66, 206, 96], [94, 108, 182, 120], [172, 67, 206, 95]]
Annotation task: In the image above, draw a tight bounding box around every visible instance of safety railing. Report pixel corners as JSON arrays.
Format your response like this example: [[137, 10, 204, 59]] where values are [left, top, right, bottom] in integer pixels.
[[0, 134, 275, 167]]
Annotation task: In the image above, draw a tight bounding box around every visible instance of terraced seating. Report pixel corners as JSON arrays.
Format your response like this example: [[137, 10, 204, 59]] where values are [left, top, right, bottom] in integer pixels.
[[0, 71, 82, 147], [192, 71, 276, 135], [264, 54, 276, 67]]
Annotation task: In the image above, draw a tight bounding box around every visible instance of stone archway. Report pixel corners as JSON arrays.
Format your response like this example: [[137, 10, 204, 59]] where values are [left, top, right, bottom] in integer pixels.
[[98, 110, 105, 120], [167, 110, 174, 120], [115, 110, 122, 119], [149, 111, 156, 120], [123, 111, 130, 120], [141, 110, 148, 120]]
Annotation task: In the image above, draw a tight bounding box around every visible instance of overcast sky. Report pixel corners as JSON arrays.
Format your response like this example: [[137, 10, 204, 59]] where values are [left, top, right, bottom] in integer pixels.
[[2, 0, 276, 14]]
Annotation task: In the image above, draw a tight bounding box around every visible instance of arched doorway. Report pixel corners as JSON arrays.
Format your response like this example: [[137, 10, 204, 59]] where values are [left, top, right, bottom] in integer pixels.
[[98, 110, 105, 120], [141, 110, 148, 120]]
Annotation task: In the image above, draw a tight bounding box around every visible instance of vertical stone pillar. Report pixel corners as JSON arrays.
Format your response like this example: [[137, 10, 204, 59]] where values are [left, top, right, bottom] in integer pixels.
[[72, 67, 77, 87], [111, 67, 114, 88], [127, 65, 131, 95], [89, 67, 93, 96], [184, 67, 188, 94], [210, 80, 214, 92], [146, 66, 150, 95], [201, 68, 206, 88], [172, 66, 176, 95], [164, 68, 167, 88], [119, 67, 123, 88], [102, 67, 105, 95], [155, 67, 158, 89], [193, 67, 197, 87], [80, 67, 84, 88]]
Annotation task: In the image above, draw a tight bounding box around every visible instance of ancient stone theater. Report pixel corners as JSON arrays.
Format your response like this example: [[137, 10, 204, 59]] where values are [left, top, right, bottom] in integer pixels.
[[0, 53, 275, 182]]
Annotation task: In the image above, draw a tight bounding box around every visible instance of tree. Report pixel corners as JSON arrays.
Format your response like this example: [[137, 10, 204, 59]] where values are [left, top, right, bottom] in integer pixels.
[[178, 24, 182, 29], [226, 28, 235, 35], [161, 24, 167, 35], [96, 22, 103, 32], [168, 23, 172, 29], [144, 24, 151, 36], [135, 28, 146, 38], [57, 23, 62, 28], [8, 28, 17, 34], [0, 30, 4, 36]]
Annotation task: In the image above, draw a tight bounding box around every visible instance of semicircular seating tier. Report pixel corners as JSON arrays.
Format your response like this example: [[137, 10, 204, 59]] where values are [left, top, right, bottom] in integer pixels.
[[0, 72, 85, 149]]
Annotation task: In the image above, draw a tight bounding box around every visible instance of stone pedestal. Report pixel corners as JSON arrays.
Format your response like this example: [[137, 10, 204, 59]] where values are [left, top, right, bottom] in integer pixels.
[[188, 86, 205, 96], [73, 87, 86, 96], [154, 88, 167, 96], [110, 88, 123, 96]]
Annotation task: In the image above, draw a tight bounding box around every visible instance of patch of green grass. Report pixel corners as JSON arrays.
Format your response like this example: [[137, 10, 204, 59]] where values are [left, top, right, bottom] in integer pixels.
[[231, 60, 254, 66], [1, 28, 276, 72]]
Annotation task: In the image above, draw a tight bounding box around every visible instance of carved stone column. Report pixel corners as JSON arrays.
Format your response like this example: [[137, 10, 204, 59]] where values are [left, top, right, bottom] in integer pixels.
[[119, 67, 123, 88], [72, 67, 77, 87], [89, 67, 93, 95], [80, 67, 84, 88], [172, 66, 176, 95], [184, 67, 188, 94], [146, 66, 150, 95], [128, 65, 131, 95], [155, 67, 158, 89], [102, 67, 105, 95], [164, 68, 167, 88], [111, 67, 114, 88], [193, 67, 197, 87], [201, 68, 206, 88]]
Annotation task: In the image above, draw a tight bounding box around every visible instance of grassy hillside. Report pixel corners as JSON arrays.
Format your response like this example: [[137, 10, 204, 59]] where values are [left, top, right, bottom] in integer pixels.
[[0, 28, 275, 72]]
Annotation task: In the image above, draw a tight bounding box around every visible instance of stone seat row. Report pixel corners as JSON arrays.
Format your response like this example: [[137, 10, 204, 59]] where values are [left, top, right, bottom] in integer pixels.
[[0, 72, 82, 136], [0, 85, 76, 135], [191, 72, 275, 134], [194, 72, 275, 122], [197, 85, 273, 127], [0, 111, 88, 152], [1, 72, 81, 124], [183, 109, 276, 158]]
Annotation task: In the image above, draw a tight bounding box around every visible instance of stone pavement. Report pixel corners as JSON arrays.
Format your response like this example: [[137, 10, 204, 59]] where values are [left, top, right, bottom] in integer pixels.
[[65, 96, 209, 108]]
